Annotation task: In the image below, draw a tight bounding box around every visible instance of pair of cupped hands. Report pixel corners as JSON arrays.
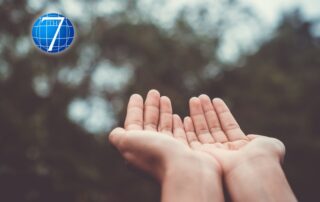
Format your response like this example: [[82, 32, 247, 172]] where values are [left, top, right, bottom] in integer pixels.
[[109, 89, 292, 202]]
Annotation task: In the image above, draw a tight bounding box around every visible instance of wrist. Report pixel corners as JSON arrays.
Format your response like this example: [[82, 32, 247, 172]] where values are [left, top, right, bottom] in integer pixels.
[[161, 152, 224, 202], [225, 155, 284, 190], [225, 156, 296, 202], [164, 152, 221, 182], [226, 154, 280, 176]]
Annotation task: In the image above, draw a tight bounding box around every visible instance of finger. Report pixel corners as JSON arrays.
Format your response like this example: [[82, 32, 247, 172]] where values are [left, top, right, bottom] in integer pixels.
[[183, 116, 201, 148], [199, 94, 228, 143], [144, 89, 160, 131], [189, 97, 215, 143], [108, 127, 127, 150], [173, 114, 188, 145], [212, 98, 247, 141], [124, 94, 143, 130], [158, 96, 173, 135]]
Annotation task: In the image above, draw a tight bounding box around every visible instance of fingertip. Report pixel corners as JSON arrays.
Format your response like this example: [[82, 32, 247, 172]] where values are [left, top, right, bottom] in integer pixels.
[[160, 96, 171, 103], [198, 94, 210, 100], [189, 97, 204, 116], [183, 116, 192, 126], [148, 89, 160, 97], [146, 90, 160, 104], [109, 127, 126, 136], [173, 114, 183, 125], [189, 97, 199, 104], [108, 127, 126, 145], [129, 94, 144, 108], [189, 97, 200, 111], [183, 116, 187, 122], [199, 94, 212, 104], [183, 116, 194, 131], [173, 114, 179, 120], [183, 116, 191, 123], [199, 94, 214, 111], [130, 94, 143, 102], [212, 97, 223, 104], [160, 96, 172, 112], [212, 97, 230, 113]]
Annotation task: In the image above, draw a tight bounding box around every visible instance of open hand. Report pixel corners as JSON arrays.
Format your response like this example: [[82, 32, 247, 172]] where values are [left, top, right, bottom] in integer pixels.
[[108, 90, 219, 182], [182, 95, 285, 175]]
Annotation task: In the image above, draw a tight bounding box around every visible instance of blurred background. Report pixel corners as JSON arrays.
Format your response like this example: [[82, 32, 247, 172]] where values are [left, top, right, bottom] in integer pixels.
[[1, 0, 320, 201]]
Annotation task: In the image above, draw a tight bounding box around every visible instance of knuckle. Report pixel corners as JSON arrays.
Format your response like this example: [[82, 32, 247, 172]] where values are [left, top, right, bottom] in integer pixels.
[[225, 122, 239, 130], [144, 123, 157, 129], [159, 121, 172, 131], [125, 119, 143, 127], [210, 126, 222, 133], [197, 128, 209, 134]]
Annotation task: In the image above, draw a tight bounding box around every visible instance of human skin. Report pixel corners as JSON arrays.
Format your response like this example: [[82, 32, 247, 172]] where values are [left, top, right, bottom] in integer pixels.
[[183, 95, 297, 202], [109, 90, 224, 202], [109, 90, 297, 201]]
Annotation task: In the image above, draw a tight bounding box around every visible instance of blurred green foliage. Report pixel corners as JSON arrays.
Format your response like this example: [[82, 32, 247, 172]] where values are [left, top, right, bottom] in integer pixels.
[[0, 0, 320, 201]]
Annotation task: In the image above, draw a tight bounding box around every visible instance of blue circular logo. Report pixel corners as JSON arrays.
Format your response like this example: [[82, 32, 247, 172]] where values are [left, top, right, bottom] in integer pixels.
[[32, 13, 75, 54]]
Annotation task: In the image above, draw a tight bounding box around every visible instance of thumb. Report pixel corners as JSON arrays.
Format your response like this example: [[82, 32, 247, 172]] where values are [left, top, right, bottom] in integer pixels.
[[108, 127, 126, 149]]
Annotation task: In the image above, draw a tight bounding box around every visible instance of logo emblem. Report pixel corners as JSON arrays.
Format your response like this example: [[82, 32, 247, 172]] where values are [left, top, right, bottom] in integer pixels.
[[32, 13, 75, 54]]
